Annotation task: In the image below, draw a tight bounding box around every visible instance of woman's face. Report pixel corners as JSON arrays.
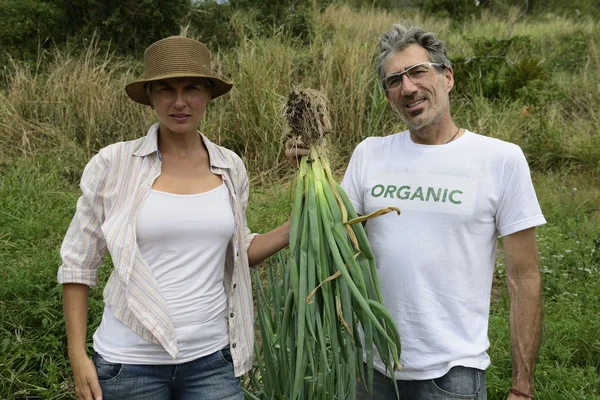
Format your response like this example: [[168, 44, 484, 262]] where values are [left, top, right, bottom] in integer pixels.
[[148, 77, 211, 136]]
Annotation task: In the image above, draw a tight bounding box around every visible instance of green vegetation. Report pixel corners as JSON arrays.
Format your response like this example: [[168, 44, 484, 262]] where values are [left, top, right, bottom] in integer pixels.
[[250, 87, 403, 397], [1, 2, 599, 399]]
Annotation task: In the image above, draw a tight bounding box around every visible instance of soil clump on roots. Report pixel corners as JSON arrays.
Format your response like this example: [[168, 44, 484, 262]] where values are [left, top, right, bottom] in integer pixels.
[[284, 88, 332, 145]]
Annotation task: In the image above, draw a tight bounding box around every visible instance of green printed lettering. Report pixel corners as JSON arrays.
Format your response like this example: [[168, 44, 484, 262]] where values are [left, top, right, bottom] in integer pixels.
[[410, 186, 424, 201], [384, 185, 397, 198], [373, 184, 462, 203], [426, 187, 441, 202], [371, 184, 385, 197], [397, 186, 411, 200], [442, 188, 448, 202], [449, 190, 463, 204]]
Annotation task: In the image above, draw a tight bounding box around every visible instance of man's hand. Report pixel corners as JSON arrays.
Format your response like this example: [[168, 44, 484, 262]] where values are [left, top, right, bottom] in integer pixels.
[[70, 354, 102, 400], [284, 137, 310, 167]]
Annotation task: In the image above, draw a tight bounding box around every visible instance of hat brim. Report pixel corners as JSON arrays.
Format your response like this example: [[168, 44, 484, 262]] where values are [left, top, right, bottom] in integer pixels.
[[125, 73, 233, 105]]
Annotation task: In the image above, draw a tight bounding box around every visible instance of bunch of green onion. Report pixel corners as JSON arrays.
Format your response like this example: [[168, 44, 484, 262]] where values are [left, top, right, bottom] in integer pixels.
[[246, 89, 401, 400]]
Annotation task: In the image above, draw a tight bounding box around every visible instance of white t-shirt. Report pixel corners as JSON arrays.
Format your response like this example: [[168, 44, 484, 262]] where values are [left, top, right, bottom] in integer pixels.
[[94, 184, 234, 364], [341, 130, 546, 380]]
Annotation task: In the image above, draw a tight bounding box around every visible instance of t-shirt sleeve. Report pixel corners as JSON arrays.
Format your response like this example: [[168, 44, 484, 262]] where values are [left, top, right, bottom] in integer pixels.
[[496, 146, 546, 236], [340, 140, 367, 216]]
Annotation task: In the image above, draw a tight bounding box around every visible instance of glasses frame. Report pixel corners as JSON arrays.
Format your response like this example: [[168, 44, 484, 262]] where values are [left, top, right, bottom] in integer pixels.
[[381, 62, 448, 92]]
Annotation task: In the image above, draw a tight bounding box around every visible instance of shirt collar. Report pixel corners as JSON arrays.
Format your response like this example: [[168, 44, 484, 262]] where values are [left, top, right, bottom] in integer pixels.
[[132, 122, 232, 169]]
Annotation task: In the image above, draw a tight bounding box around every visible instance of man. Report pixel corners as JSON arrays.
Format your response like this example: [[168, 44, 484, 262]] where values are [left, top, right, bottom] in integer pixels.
[[287, 23, 544, 400]]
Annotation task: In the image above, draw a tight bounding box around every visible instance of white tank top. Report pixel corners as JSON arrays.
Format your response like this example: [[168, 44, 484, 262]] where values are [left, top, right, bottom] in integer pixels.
[[93, 184, 234, 364]]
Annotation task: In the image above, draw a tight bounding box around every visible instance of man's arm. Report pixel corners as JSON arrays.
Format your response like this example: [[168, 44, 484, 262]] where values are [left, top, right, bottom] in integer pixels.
[[502, 227, 542, 399]]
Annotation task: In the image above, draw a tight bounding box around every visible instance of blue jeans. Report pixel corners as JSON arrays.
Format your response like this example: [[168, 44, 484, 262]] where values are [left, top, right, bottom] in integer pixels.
[[93, 347, 243, 400], [356, 365, 487, 400]]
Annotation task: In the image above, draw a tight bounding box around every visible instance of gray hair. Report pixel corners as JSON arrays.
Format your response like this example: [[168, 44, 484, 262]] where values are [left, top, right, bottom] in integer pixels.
[[377, 24, 451, 82]]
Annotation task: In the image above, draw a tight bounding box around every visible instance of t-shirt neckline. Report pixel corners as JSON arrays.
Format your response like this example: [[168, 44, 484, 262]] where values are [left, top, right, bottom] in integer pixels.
[[403, 129, 472, 152]]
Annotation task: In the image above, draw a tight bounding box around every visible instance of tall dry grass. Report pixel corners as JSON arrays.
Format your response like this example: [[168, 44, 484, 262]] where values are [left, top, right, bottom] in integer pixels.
[[1, 5, 599, 177], [0, 37, 154, 170]]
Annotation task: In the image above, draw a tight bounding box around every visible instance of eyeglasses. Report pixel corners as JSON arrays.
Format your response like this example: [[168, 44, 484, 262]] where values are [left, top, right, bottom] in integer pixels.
[[381, 62, 448, 91]]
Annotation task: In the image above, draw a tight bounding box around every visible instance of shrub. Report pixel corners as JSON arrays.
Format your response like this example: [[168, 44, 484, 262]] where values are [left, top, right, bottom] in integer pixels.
[[58, 0, 191, 55], [184, 1, 238, 50], [516, 79, 567, 108], [453, 36, 551, 100], [0, 0, 66, 64], [228, 0, 318, 44], [0, 0, 193, 65], [546, 32, 591, 73], [505, 56, 549, 98], [422, 0, 479, 20]]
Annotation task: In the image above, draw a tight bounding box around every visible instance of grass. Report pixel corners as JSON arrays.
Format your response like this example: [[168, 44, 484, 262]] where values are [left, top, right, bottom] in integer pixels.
[[1, 160, 599, 399], [1, 3, 599, 399], [0, 160, 75, 398], [486, 172, 600, 399]]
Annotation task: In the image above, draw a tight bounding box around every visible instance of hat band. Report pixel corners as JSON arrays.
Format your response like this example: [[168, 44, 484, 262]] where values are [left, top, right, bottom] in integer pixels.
[[142, 60, 213, 81]]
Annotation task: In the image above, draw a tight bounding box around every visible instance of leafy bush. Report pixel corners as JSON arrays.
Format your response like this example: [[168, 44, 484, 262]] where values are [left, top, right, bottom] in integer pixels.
[[546, 32, 591, 72], [422, 0, 479, 20], [0, 0, 65, 64], [505, 56, 549, 98], [453, 36, 551, 100], [228, 0, 318, 44], [59, 0, 191, 55], [0, 0, 192, 63], [184, 1, 238, 50], [516, 79, 567, 107], [185, 0, 320, 49]]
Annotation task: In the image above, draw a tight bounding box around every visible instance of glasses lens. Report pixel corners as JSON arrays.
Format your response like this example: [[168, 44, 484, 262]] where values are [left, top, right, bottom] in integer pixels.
[[383, 63, 443, 90], [384, 73, 404, 90], [406, 63, 433, 81]]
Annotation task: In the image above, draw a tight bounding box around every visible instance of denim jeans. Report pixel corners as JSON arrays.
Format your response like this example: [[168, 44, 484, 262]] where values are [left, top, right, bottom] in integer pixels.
[[93, 347, 243, 400], [356, 365, 487, 400]]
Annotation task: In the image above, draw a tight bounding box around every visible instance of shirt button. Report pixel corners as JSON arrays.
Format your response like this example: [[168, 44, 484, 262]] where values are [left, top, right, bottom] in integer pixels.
[[230, 313, 234, 318], [231, 343, 237, 349], [233, 283, 237, 289]]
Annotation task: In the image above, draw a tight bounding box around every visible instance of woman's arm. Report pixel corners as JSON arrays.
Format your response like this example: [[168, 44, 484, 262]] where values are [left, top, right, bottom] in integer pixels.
[[228, 150, 291, 267], [63, 283, 103, 400], [59, 154, 110, 400], [247, 221, 291, 266]]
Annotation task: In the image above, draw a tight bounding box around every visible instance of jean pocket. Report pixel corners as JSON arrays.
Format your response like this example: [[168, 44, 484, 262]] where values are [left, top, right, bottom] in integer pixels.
[[93, 352, 124, 383], [218, 346, 234, 367], [430, 366, 482, 399]]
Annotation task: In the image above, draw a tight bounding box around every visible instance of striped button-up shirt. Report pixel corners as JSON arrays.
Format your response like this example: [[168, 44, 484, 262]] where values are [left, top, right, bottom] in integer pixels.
[[58, 123, 257, 376]]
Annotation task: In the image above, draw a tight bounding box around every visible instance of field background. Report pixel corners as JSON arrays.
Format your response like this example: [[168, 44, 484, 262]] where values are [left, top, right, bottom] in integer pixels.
[[1, 0, 599, 399]]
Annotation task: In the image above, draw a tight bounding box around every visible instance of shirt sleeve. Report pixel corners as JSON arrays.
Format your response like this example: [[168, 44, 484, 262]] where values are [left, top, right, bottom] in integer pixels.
[[234, 157, 260, 269], [340, 140, 367, 216], [57, 154, 108, 286], [496, 145, 546, 237]]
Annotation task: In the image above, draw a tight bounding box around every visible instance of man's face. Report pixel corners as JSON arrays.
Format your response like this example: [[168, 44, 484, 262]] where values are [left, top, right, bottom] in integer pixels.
[[383, 44, 454, 131]]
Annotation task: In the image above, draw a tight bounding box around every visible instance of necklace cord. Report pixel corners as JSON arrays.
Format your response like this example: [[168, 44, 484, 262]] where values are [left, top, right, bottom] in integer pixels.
[[445, 126, 460, 144]]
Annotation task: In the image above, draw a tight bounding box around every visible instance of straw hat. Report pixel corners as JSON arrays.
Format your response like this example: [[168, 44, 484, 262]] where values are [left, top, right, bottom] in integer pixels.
[[125, 36, 233, 106]]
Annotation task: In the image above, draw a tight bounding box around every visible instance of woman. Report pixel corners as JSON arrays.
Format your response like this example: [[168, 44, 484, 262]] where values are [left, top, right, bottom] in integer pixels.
[[58, 36, 290, 400]]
